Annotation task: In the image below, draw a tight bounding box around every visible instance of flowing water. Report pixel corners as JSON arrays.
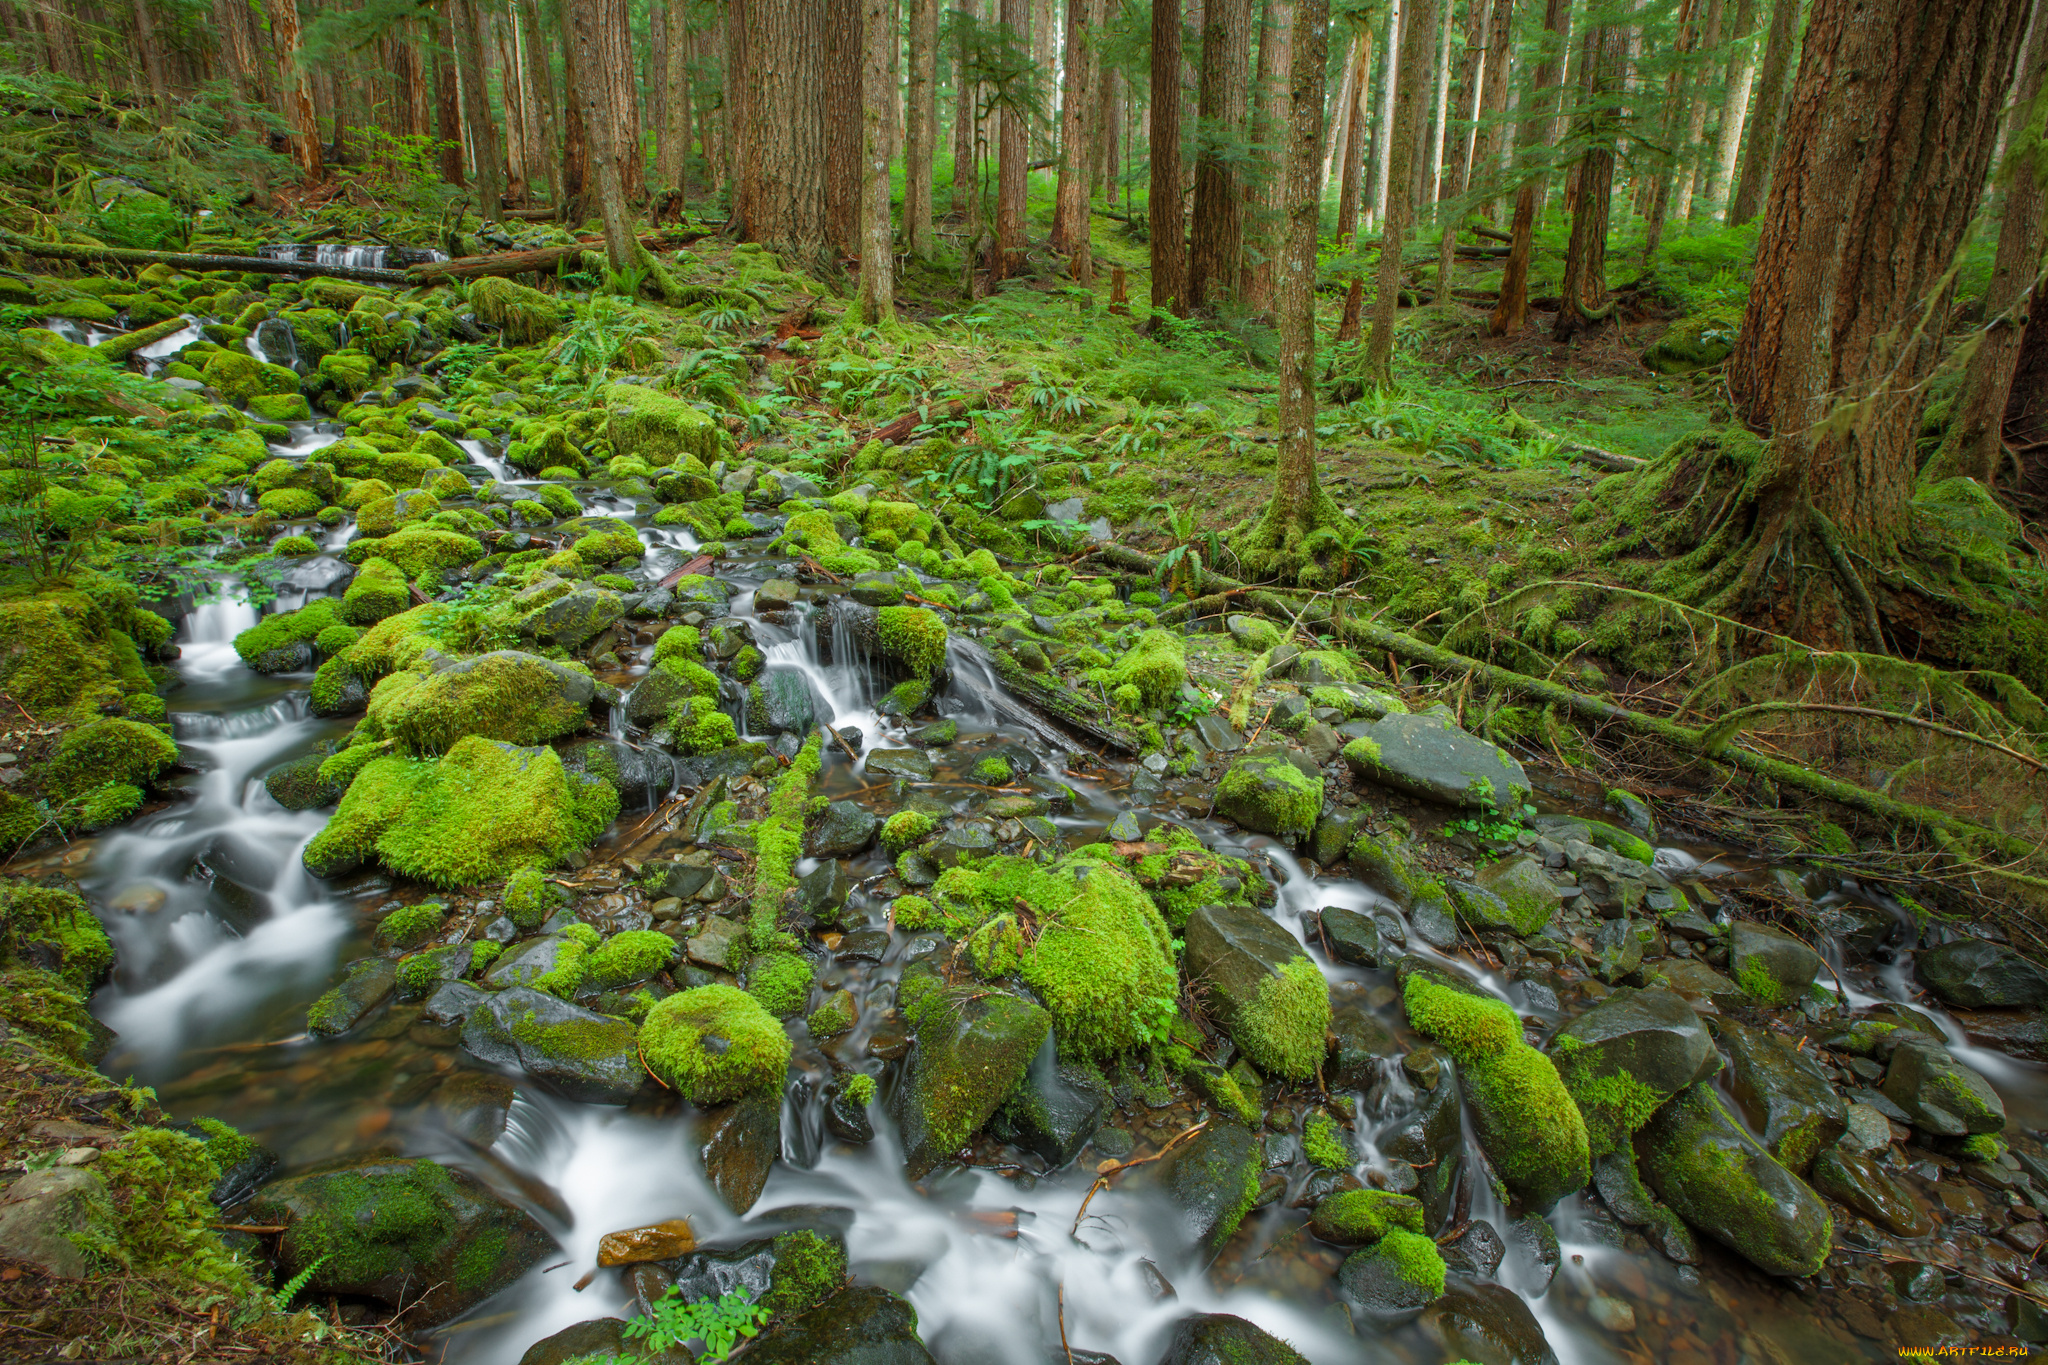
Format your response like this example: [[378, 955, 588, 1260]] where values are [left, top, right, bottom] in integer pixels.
[[48, 294, 2048, 1364]]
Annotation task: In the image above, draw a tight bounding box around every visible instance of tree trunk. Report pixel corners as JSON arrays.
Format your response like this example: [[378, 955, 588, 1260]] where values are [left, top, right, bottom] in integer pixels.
[[520, 0, 559, 207], [729, 0, 756, 230], [996, 0, 1031, 278], [1704, 0, 1757, 217], [1435, 0, 1490, 301], [1552, 23, 1621, 341], [1357, 0, 1438, 391], [130, 0, 169, 107], [1926, 2, 2048, 487], [906, 0, 938, 257], [566, 0, 639, 272], [1641, 0, 1702, 261], [825, 0, 861, 255], [1237, 0, 1346, 581], [34, 0, 87, 81], [596, 0, 643, 204], [1150, 0, 1188, 312], [1050, 0, 1099, 256], [1696, 0, 2031, 642], [1471, 0, 1512, 220], [856, 0, 897, 320], [1244, 0, 1294, 308], [1487, 0, 1569, 334], [433, 4, 466, 188], [267, 0, 323, 181], [1669, 0, 1722, 220], [453, 0, 503, 219], [954, 0, 979, 218], [659, 0, 692, 193], [747, 0, 831, 270], [1187, 0, 1251, 309], [1426, 0, 1453, 205], [1333, 31, 1370, 241], [1321, 31, 1358, 188], [1368, 0, 1403, 232], [1726, 0, 1799, 226]]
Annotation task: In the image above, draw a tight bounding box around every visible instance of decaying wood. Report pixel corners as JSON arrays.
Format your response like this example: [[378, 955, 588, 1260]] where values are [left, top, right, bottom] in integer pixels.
[[983, 647, 1143, 754], [405, 232, 706, 283], [0, 233, 412, 285]]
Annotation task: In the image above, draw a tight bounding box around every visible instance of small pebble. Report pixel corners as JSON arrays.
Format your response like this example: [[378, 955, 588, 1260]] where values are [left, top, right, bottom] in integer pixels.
[[58, 1147, 100, 1166], [1587, 1295, 1636, 1332]]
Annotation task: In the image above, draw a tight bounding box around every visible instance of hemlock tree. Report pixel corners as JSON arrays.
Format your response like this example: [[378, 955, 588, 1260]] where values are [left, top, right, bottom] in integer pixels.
[[1599, 0, 2038, 666], [1349, 0, 1438, 394], [1489, 0, 1569, 334], [996, 0, 1032, 279], [1187, 0, 1252, 310], [567, 0, 677, 295], [1151, 0, 1189, 313], [855, 0, 896, 322], [746, 0, 832, 271]]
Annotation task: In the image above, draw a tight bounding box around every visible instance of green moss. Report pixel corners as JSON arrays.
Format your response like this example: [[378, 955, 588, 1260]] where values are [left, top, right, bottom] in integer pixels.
[[762, 1230, 847, 1316], [470, 941, 503, 975], [881, 810, 936, 853], [808, 997, 856, 1037], [585, 929, 677, 991], [1959, 1133, 2007, 1163], [375, 901, 448, 950], [1, 885, 113, 989], [1376, 1227, 1448, 1298], [1310, 1189, 1426, 1244], [1213, 753, 1322, 841], [639, 984, 793, 1103], [746, 950, 814, 1016], [844, 1072, 876, 1106], [877, 605, 948, 678], [1236, 956, 1332, 1081], [973, 755, 1014, 784], [0, 592, 148, 720], [43, 718, 179, 802], [234, 599, 343, 668], [1303, 1112, 1352, 1171], [278, 1159, 466, 1290], [1736, 954, 1790, 1006], [1104, 629, 1186, 711], [367, 652, 594, 754], [749, 734, 822, 947], [90, 1128, 249, 1289], [530, 923, 601, 997], [470, 277, 567, 343]]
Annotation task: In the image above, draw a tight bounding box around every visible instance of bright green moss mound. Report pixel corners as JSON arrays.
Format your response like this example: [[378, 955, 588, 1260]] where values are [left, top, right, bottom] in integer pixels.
[[762, 1229, 848, 1315], [1375, 1227, 1448, 1298], [1402, 971, 1590, 1210], [750, 734, 822, 947], [1237, 955, 1332, 1081], [584, 929, 677, 992], [344, 557, 411, 625], [639, 984, 793, 1103], [43, 718, 178, 803], [881, 809, 936, 853], [0, 884, 113, 990], [1104, 629, 1187, 711], [877, 606, 948, 678], [1303, 1112, 1352, 1171], [303, 736, 619, 886], [374, 901, 448, 950], [1310, 1188, 1426, 1244], [0, 591, 155, 720], [746, 950, 815, 1017], [366, 652, 593, 754], [233, 598, 342, 669]]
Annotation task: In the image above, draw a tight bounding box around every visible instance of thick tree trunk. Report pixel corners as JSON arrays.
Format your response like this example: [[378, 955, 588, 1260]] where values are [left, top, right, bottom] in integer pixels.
[[1927, 4, 2048, 487], [1426, 0, 1453, 204], [1726, 0, 1799, 226], [1050, 0, 1099, 257], [1695, 0, 2031, 642], [825, 0, 861, 255], [267, 0, 322, 181], [35, 0, 87, 81], [659, 0, 692, 193], [729, 0, 755, 230], [1552, 23, 1621, 341], [906, 0, 938, 257], [1237, 0, 1345, 579], [1487, 0, 1569, 334], [130, 0, 169, 107], [1704, 0, 1757, 217], [566, 0, 638, 272], [856, 0, 897, 320], [1368, 0, 1403, 231], [747, 0, 831, 270], [453, 0, 503, 220], [996, 0, 1031, 278], [1244, 0, 1294, 309], [1150, 0, 1188, 312], [1435, 0, 1490, 302], [1187, 0, 1251, 309], [1332, 35, 1370, 243], [1356, 0, 1438, 391], [596, 0, 643, 204], [520, 0, 559, 206], [1472, 0, 1512, 221], [434, 4, 466, 188], [954, 0, 979, 219]]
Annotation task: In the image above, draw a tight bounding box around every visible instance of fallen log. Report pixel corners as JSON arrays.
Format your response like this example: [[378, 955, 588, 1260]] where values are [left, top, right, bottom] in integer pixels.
[[865, 383, 1012, 445], [0, 233, 412, 286], [983, 647, 1142, 754], [406, 232, 709, 285]]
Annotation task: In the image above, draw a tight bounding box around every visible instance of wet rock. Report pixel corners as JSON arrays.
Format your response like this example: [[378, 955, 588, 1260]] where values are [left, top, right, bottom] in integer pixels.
[[895, 983, 1051, 1179], [421, 980, 487, 1027], [1339, 712, 1530, 810], [1589, 916, 1644, 983], [688, 917, 748, 970], [1315, 905, 1381, 968], [1327, 1003, 1400, 1092], [429, 1069, 517, 1146], [1586, 1296, 1635, 1333], [1716, 1017, 1846, 1174], [1409, 900, 1459, 949], [515, 1318, 635, 1365], [796, 862, 853, 921], [748, 672, 816, 734], [463, 987, 645, 1104], [755, 578, 800, 609], [524, 588, 624, 651], [1634, 1082, 1832, 1277], [1811, 1145, 1932, 1236], [485, 934, 574, 988], [264, 752, 343, 810], [1338, 1230, 1445, 1326], [1419, 1282, 1558, 1365], [1839, 1101, 1894, 1154], [1182, 903, 1330, 1080], [1159, 1122, 1264, 1256], [248, 1156, 553, 1325], [1729, 921, 1822, 1005], [826, 1076, 875, 1143], [1917, 938, 2048, 1009], [1503, 1214, 1560, 1295], [623, 665, 698, 727], [1658, 958, 1742, 1006], [990, 1037, 1109, 1167], [307, 957, 396, 1035], [1469, 857, 1562, 935], [0, 1167, 110, 1277], [868, 748, 934, 781], [1881, 1034, 2006, 1135], [1381, 1048, 1464, 1232], [1438, 1219, 1505, 1278], [597, 1217, 697, 1267], [561, 739, 675, 810], [1551, 987, 1719, 1156], [1212, 747, 1323, 842], [807, 800, 880, 857], [1155, 1312, 1307, 1365], [742, 1284, 935, 1365], [699, 1088, 782, 1214]]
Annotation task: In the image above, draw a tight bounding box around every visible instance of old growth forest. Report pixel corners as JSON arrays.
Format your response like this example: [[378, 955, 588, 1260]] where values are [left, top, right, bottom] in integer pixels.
[[4, 0, 2048, 1360]]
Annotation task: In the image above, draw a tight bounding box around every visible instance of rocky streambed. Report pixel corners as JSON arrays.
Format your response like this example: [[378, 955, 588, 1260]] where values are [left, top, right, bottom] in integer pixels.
[[10, 267, 2048, 1365]]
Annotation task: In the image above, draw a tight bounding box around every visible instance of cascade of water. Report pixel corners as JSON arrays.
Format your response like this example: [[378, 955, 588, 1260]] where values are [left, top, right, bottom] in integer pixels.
[[176, 583, 261, 685], [457, 437, 514, 483]]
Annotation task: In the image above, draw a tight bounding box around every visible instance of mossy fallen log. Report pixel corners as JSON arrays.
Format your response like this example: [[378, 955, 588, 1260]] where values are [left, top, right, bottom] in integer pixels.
[[0, 233, 413, 285], [982, 646, 1143, 754]]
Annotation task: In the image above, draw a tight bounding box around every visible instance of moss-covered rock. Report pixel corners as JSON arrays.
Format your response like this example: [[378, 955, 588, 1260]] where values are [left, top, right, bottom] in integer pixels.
[[640, 984, 794, 1103], [876, 605, 948, 678], [604, 381, 720, 467], [1104, 629, 1186, 710], [1640, 305, 1741, 374], [0, 884, 113, 991], [40, 717, 178, 808], [233, 598, 343, 673], [263, 752, 345, 810], [357, 488, 441, 538], [894, 978, 1050, 1178], [462, 985, 646, 1104], [1338, 1227, 1447, 1323], [470, 277, 567, 343], [302, 736, 619, 885], [1549, 987, 1718, 1161], [342, 556, 410, 625], [1401, 966, 1589, 1211], [1309, 1189, 1426, 1246], [366, 651, 596, 754], [1159, 1120, 1263, 1256], [0, 591, 154, 720], [1182, 902, 1331, 1080], [246, 1156, 554, 1325], [1213, 747, 1323, 842]]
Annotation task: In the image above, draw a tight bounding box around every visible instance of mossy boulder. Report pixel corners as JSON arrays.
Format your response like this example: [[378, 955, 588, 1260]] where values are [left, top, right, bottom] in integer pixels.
[[1157, 1315, 1307, 1365], [462, 986, 645, 1104], [42, 717, 178, 803], [876, 605, 948, 679], [641, 984, 793, 1104], [521, 587, 625, 652], [233, 598, 343, 673], [1182, 902, 1331, 1080], [1634, 1081, 1832, 1277], [1340, 712, 1531, 811], [1337, 1227, 1447, 1325], [470, 277, 566, 343], [1880, 1034, 2006, 1136], [1730, 921, 1822, 1005], [1104, 629, 1187, 710], [349, 525, 484, 576], [367, 651, 596, 753], [604, 381, 720, 467], [741, 1284, 937, 1365], [1401, 966, 1589, 1211], [1550, 987, 1718, 1160], [246, 1156, 553, 1325], [357, 488, 441, 538], [199, 349, 299, 404], [264, 752, 345, 810], [1158, 1120, 1263, 1257], [301, 736, 619, 885], [0, 884, 113, 991], [1309, 1188, 1427, 1246], [307, 956, 398, 1035], [894, 978, 1050, 1179], [1917, 938, 2048, 1009], [0, 591, 157, 720], [1640, 305, 1741, 374], [1213, 747, 1323, 842], [1466, 855, 1562, 936], [343, 556, 410, 625]]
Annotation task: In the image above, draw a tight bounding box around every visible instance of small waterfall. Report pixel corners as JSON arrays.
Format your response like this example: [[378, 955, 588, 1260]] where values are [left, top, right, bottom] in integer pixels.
[[134, 315, 208, 372], [268, 423, 344, 458], [177, 584, 259, 685], [258, 243, 451, 270], [458, 437, 514, 483]]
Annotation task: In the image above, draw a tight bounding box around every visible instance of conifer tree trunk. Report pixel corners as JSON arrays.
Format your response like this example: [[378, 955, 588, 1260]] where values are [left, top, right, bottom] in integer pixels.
[[659, 0, 691, 193], [130, 0, 169, 108], [520, 0, 558, 206], [34, 0, 88, 81], [1321, 31, 1357, 187], [1050, 0, 1099, 256], [856, 0, 897, 320], [1705, 0, 1757, 216], [1488, 0, 1569, 334], [1237, 0, 1349, 580], [1244, 0, 1294, 308], [1726, 0, 1799, 226], [1435, 0, 1489, 301], [567, 0, 636, 269], [1641, 0, 1701, 260], [906, 0, 938, 257], [825, 0, 861, 255], [747, 0, 831, 269], [1149, 0, 1188, 311], [1668, 0, 1721, 219], [995, 0, 1030, 277], [953, 0, 979, 218], [453, 0, 502, 218], [1368, 0, 1402, 231], [434, 4, 466, 187], [728, 0, 755, 227], [1355, 0, 1436, 392], [1187, 0, 1251, 309], [1426, 0, 1453, 203], [1472, 0, 1511, 219], [1552, 23, 1621, 341], [1333, 31, 1370, 241], [266, 0, 322, 182]]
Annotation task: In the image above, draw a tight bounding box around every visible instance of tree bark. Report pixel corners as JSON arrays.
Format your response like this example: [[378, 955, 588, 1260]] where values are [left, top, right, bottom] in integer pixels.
[[453, 0, 503, 220], [729, 0, 756, 230], [1321, 31, 1358, 189], [659, 0, 692, 194], [856, 0, 898, 320], [1552, 23, 1621, 341], [906, 0, 939, 257], [1368, 0, 1403, 232], [34, 0, 87, 81], [1670, 0, 1722, 220], [1641, 0, 1702, 261], [433, 3, 466, 188], [1150, 0, 1188, 312], [1187, 0, 1251, 309], [130, 0, 169, 108], [566, 0, 638, 271], [1358, 0, 1438, 391], [1471, 0, 1512, 220], [825, 0, 862, 255], [1244, 0, 1294, 309], [1050, 0, 1100, 257], [1704, 0, 1757, 217], [954, 0, 980, 218], [520, 0, 560, 207], [1426, 0, 1453, 205], [266, 0, 323, 181], [747, 0, 831, 270], [995, 0, 1031, 278], [1726, 0, 1799, 226], [1487, 0, 1569, 334], [1333, 32, 1371, 242], [1236, 0, 1342, 579], [1926, 2, 2048, 487], [1435, 0, 1490, 301]]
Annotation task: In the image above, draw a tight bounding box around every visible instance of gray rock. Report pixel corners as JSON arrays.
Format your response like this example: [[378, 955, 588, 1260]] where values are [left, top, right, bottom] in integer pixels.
[[463, 987, 645, 1104], [1420, 1282, 1558, 1365], [515, 1319, 630, 1365], [1635, 1082, 1832, 1277], [1381, 1048, 1465, 1231], [1316, 905, 1381, 968], [866, 749, 934, 781], [742, 1285, 935, 1365], [1589, 916, 1643, 983], [1409, 899, 1460, 950], [806, 800, 880, 857], [1716, 1016, 1847, 1174], [688, 917, 748, 970], [990, 1036, 1109, 1167], [755, 578, 800, 609], [264, 752, 343, 810], [308, 957, 396, 1035], [1729, 921, 1822, 1005], [1340, 712, 1531, 810], [1328, 1002, 1400, 1091], [1195, 714, 1244, 753], [484, 934, 572, 988], [1839, 1101, 1894, 1154], [1104, 810, 1143, 842], [560, 739, 675, 809], [0, 1167, 109, 1277], [1183, 904, 1326, 1078], [1308, 805, 1365, 867], [1917, 938, 2048, 1009], [1503, 1213, 1560, 1295], [1811, 1146, 1932, 1237], [423, 980, 488, 1024], [525, 589, 624, 651], [1160, 1122, 1264, 1256], [1439, 1218, 1505, 1278], [698, 1088, 782, 1214], [1551, 987, 1718, 1155], [1338, 1237, 1441, 1326], [747, 672, 816, 734], [1881, 1035, 2006, 1135]]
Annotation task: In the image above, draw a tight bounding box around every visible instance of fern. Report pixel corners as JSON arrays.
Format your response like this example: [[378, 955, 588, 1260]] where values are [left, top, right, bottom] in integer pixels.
[[272, 1254, 329, 1310]]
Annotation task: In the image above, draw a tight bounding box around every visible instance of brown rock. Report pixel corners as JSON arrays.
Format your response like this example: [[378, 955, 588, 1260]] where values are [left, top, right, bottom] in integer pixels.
[[597, 1217, 696, 1267], [1812, 1147, 1934, 1238]]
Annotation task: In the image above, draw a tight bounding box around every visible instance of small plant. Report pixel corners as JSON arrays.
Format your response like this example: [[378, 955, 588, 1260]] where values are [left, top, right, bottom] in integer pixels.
[[1132, 994, 1180, 1048], [621, 1285, 774, 1363], [272, 1254, 329, 1310]]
